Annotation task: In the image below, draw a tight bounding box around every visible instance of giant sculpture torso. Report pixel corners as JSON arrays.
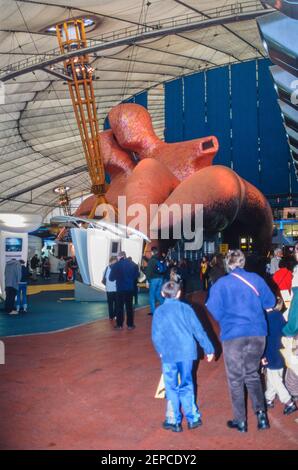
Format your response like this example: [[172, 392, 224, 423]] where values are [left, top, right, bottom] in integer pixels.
[[75, 103, 273, 252]]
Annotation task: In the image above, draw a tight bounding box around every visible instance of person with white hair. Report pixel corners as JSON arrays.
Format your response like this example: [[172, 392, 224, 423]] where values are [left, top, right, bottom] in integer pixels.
[[206, 249, 276, 433], [270, 248, 283, 275]]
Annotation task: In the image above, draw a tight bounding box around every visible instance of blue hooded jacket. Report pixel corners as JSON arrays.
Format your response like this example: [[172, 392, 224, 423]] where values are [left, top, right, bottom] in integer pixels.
[[152, 299, 214, 363], [206, 268, 275, 341]]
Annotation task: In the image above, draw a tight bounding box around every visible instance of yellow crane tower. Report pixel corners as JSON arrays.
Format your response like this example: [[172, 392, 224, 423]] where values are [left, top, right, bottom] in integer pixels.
[[56, 19, 107, 219]]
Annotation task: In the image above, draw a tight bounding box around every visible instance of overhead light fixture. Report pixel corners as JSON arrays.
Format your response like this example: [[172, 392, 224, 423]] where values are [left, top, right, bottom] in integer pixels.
[[0, 213, 43, 233], [47, 26, 56, 33], [1, 214, 25, 227], [53, 186, 70, 194], [53, 186, 71, 215], [43, 16, 98, 35]]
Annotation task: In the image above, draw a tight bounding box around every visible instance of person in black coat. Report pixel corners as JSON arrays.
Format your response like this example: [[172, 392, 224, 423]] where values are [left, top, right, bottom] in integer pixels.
[[16, 260, 29, 313], [109, 251, 139, 330]]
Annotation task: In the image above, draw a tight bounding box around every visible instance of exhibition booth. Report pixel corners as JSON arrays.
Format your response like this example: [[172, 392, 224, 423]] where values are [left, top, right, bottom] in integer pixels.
[[0, 214, 43, 299], [52, 216, 149, 301]]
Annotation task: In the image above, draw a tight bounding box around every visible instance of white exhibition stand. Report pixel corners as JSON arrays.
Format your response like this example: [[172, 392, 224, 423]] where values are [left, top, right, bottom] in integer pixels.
[[0, 231, 28, 299], [0, 213, 42, 300], [66, 220, 148, 301]]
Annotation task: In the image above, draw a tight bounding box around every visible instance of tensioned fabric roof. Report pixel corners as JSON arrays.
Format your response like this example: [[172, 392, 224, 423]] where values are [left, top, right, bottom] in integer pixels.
[[0, 0, 272, 216]]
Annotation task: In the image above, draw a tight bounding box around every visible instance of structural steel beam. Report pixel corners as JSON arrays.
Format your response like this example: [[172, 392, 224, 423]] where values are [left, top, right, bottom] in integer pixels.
[[3, 164, 88, 200], [42, 67, 72, 82], [0, 6, 273, 82]]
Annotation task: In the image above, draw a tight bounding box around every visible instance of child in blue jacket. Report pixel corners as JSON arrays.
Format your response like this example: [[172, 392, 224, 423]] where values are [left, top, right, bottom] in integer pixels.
[[152, 281, 214, 432], [262, 298, 297, 415]]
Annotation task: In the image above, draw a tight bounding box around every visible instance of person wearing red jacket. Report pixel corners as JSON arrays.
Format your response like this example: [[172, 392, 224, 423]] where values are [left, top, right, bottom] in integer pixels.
[[272, 258, 294, 294]]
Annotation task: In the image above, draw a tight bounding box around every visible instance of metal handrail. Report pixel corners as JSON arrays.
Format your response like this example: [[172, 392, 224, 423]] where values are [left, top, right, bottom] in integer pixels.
[[0, 1, 266, 78]]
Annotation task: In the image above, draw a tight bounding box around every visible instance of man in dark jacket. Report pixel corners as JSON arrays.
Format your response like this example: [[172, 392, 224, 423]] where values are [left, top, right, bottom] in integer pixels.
[[16, 260, 29, 313], [5, 259, 22, 314], [145, 247, 165, 316], [109, 251, 139, 329], [30, 254, 39, 281]]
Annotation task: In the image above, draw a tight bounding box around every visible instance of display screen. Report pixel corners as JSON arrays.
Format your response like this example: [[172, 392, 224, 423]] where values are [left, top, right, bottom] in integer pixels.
[[5, 237, 23, 252], [111, 242, 119, 254]]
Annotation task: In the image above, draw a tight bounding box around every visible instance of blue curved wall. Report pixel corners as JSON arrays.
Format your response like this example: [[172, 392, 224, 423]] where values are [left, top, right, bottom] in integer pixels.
[[164, 59, 297, 196]]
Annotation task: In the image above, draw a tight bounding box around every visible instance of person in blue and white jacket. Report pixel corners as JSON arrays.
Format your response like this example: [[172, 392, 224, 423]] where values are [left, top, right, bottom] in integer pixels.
[[152, 281, 214, 433]]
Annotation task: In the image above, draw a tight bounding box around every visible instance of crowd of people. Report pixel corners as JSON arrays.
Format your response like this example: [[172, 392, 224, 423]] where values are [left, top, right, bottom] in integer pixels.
[[99, 244, 298, 432], [3, 253, 79, 314], [31, 254, 79, 283], [101, 247, 196, 329], [3, 241, 298, 435], [149, 247, 298, 433], [4, 258, 29, 314]]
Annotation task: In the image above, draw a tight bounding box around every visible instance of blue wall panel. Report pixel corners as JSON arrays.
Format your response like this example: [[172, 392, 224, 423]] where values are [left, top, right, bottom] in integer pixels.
[[183, 73, 206, 140], [231, 60, 259, 186], [205, 67, 232, 166], [164, 79, 184, 143], [258, 59, 290, 195], [123, 97, 134, 104], [135, 91, 148, 108], [107, 59, 297, 197]]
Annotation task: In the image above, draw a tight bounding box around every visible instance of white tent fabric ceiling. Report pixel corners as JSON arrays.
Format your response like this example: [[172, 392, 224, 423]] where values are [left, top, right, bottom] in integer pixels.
[[0, 0, 270, 215]]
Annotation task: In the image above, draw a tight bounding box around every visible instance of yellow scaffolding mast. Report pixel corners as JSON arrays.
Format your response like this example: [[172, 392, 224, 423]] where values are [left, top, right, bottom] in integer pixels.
[[56, 19, 107, 219]]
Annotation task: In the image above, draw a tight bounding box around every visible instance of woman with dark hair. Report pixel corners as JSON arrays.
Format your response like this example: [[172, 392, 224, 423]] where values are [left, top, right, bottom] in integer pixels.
[[206, 249, 276, 433], [272, 256, 294, 297], [208, 254, 226, 286]]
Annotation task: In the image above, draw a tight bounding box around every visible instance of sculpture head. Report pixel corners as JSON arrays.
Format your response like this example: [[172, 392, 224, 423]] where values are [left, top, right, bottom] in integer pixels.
[[108, 103, 159, 155]]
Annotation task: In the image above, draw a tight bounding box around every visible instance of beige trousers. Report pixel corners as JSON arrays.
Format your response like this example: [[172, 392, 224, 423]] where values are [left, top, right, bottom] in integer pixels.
[[265, 368, 291, 404]]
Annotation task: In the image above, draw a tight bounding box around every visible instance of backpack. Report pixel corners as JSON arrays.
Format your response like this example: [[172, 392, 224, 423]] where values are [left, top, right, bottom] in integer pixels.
[[156, 260, 167, 274]]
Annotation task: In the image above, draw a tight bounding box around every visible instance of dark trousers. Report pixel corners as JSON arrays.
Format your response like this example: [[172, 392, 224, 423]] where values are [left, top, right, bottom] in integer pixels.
[[5, 287, 17, 313], [202, 274, 208, 291], [134, 282, 138, 305], [107, 291, 117, 320], [116, 291, 134, 327], [58, 269, 64, 282], [223, 336, 266, 422]]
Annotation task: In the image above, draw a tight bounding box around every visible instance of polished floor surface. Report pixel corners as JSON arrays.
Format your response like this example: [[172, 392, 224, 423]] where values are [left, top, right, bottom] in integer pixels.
[[0, 284, 149, 337], [0, 292, 297, 450]]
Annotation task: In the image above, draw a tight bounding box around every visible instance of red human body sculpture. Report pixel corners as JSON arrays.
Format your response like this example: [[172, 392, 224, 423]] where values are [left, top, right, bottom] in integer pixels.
[[74, 103, 273, 253]]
